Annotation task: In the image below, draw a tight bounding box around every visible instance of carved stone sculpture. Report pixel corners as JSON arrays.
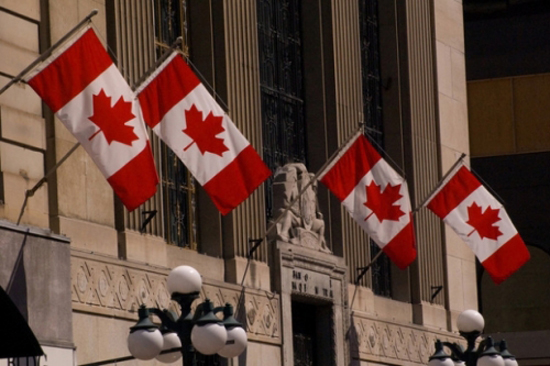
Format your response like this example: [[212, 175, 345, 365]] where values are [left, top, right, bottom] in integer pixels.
[[271, 163, 330, 253]]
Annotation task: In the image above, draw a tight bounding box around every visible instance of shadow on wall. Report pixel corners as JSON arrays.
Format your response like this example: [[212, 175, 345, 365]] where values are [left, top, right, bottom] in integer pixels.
[[480, 245, 550, 333]]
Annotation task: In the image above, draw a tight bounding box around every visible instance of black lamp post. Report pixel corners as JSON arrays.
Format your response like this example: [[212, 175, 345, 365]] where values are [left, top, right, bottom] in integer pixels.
[[428, 310, 518, 366], [127, 266, 247, 364]]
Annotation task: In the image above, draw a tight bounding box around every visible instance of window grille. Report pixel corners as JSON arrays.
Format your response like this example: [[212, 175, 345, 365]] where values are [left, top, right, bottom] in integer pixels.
[[359, 0, 391, 297], [257, 0, 307, 218]]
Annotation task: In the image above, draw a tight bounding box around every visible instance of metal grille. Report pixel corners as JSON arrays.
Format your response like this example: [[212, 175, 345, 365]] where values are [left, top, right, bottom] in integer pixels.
[[294, 333, 314, 366], [359, 0, 391, 297], [154, 0, 197, 249], [160, 143, 197, 248], [257, 0, 307, 218], [154, 0, 188, 54], [360, 0, 384, 143]]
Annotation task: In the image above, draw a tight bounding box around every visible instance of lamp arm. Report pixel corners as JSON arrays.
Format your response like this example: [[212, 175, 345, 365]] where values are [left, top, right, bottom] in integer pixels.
[[212, 306, 226, 315], [147, 308, 178, 330], [443, 341, 466, 360], [473, 338, 487, 357], [191, 302, 205, 322]]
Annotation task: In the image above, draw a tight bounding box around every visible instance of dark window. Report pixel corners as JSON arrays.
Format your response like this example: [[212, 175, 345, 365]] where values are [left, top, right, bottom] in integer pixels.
[[292, 301, 334, 366], [359, 0, 391, 297], [154, 0, 188, 53], [257, 0, 307, 218], [154, 0, 197, 249]]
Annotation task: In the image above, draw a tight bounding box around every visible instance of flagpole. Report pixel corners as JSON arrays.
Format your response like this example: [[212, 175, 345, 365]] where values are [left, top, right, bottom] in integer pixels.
[[17, 142, 81, 225], [0, 10, 99, 95], [413, 152, 466, 212]]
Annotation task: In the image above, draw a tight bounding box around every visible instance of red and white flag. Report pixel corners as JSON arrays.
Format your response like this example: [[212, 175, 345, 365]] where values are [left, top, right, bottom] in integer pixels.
[[25, 26, 158, 211], [426, 163, 529, 284], [318, 133, 416, 269], [137, 52, 271, 215]]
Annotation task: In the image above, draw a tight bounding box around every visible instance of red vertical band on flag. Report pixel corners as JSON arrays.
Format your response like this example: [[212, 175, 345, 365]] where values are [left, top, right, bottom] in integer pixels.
[[427, 166, 482, 218], [203, 145, 271, 215], [107, 142, 158, 211], [27, 29, 112, 113], [320, 135, 382, 202], [138, 55, 201, 128], [482, 234, 530, 284], [381, 217, 416, 269]]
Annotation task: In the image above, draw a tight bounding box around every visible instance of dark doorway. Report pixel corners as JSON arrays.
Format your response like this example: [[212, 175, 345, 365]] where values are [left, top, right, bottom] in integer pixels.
[[292, 301, 333, 366]]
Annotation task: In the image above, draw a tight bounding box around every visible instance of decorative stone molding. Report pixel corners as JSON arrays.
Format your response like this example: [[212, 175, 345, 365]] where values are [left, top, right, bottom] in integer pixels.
[[349, 313, 465, 365], [71, 250, 281, 343]]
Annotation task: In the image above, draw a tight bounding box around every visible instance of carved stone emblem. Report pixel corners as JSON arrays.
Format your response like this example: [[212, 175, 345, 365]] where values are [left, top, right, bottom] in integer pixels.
[[271, 163, 330, 253]]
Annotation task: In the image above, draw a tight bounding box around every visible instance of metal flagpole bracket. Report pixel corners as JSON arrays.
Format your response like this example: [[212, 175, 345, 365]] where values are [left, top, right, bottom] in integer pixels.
[[140, 210, 157, 233], [430, 285, 443, 303], [16, 142, 81, 225], [247, 238, 264, 259], [354, 250, 384, 284], [0, 9, 99, 95]]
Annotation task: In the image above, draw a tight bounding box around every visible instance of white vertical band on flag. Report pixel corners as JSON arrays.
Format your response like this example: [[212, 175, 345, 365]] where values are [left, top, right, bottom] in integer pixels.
[[443, 186, 517, 262], [340, 159, 412, 246], [58, 64, 150, 176]]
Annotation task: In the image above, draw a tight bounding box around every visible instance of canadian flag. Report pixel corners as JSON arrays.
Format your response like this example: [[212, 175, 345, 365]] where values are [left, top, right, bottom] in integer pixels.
[[25, 26, 158, 211], [318, 133, 416, 269], [137, 52, 271, 215], [426, 163, 529, 284]]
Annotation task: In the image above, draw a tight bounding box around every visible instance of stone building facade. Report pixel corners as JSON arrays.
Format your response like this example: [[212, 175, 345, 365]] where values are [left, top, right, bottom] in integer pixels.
[[0, 0, 474, 365]]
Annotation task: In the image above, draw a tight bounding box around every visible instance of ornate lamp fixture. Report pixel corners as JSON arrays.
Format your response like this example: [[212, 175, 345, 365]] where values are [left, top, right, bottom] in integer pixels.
[[428, 310, 518, 366], [127, 265, 247, 364]]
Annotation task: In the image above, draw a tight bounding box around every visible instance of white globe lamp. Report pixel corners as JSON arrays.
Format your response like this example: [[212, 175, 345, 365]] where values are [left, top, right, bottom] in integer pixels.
[[127, 306, 164, 360], [456, 309, 485, 333], [478, 354, 505, 366], [190, 299, 228, 355], [191, 322, 228, 355], [218, 325, 248, 358], [156, 331, 183, 363], [127, 328, 164, 360], [167, 265, 202, 295]]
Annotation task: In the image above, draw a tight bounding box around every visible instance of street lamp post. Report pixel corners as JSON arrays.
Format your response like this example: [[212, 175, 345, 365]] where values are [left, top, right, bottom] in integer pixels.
[[127, 265, 248, 364], [428, 310, 518, 366]]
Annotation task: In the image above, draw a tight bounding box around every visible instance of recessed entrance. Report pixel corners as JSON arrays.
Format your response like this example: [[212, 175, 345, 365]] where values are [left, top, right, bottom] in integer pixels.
[[291, 300, 333, 366]]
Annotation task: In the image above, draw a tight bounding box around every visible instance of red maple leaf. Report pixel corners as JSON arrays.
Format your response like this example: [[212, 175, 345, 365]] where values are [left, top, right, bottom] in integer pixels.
[[363, 181, 405, 222], [88, 89, 138, 145], [182, 105, 229, 156], [466, 202, 502, 240]]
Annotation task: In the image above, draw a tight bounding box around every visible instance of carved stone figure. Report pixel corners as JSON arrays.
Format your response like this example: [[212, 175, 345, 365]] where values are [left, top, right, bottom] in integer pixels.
[[271, 163, 330, 253]]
